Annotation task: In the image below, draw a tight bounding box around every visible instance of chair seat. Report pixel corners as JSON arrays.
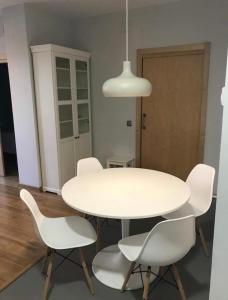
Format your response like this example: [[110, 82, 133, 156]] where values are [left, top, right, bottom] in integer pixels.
[[163, 202, 203, 220], [118, 232, 148, 262], [40, 216, 97, 250]]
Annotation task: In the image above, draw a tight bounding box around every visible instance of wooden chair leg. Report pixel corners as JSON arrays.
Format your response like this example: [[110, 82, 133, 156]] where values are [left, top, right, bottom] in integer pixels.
[[143, 266, 151, 300], [121, 261, 136, 292], [79, 248, 95, 295], [42, 247, 51, 275], [96, 217, 101, 253], [197, 221, 209, 256], [171, 264, 187, 300], [43, 250, 54, 300]]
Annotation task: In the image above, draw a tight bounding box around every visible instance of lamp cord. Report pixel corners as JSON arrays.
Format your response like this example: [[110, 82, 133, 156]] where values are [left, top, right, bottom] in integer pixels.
[[126, 0, 128, 61]]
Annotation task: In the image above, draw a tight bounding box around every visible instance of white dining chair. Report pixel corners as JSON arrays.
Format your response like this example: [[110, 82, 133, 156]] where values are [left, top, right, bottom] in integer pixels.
[[77, 157, 103, 176], [77, 157, 103, 251], [118, 215, 195, 300], [162, 164, 215, 256], [20, 189, 97, 300]]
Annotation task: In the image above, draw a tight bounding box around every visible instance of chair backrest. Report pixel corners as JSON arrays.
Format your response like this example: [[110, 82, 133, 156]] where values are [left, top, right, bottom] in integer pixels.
[[187, 164, 215, 216], [77, 157, 103, 176], [20, 189, 44, 241], [138, 216, 195, 267]]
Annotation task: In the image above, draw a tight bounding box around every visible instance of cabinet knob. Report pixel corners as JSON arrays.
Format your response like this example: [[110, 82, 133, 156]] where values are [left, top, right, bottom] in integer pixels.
[[75, 136, 80, 139]]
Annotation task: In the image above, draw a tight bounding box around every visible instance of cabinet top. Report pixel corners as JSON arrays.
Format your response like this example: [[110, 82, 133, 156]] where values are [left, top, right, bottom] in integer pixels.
[[31, 44, 90, 58]]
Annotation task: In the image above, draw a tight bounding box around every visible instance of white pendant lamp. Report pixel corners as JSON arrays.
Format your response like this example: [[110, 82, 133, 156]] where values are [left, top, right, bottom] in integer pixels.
[[102, 0, 152, 98]]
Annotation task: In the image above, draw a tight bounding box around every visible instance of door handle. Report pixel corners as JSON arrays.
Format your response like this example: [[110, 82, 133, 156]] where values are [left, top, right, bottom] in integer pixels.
[[142, 113, 146, 130]]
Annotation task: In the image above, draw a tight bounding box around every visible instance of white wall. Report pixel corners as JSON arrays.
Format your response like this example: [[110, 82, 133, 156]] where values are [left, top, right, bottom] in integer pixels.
[[209, 52, 228, 299], [2, 5, 41, 187], [74, 0, 228, 190]]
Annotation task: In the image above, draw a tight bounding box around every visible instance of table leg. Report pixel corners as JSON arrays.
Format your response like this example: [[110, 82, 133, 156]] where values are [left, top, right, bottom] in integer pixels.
[[92, 244, 158, 291], [93, 219, 158, 290], [121, 219, 130, 238]]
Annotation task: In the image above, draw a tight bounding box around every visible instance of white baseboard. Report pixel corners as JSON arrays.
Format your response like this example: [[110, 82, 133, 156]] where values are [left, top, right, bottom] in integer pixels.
[[42, 186, 61, 195]]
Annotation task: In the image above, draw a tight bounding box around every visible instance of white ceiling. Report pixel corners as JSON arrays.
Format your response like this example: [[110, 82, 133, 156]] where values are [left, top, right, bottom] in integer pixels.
[[0, 0, 181, 18]]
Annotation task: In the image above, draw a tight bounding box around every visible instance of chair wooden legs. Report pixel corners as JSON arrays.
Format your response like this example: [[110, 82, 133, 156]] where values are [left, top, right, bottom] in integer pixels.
[[42, 247, 51, 275], [143, 266, 151, 300], [121, 261, 136, 292], [78, 248, 95, 295], [139, 264, 186, 300], [42, 248, 95, 299], [171, 264, 187, 300], [197, 221, 209, 256], [96, 217, 101, 253], [43, 249, 54, 300]]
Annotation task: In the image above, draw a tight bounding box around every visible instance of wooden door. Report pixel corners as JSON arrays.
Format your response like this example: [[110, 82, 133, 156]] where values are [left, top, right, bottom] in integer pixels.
[[137, 44, 210, 180]]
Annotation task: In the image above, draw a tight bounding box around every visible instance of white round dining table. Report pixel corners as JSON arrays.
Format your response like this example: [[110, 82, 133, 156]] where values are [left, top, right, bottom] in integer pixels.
[[62, 168, 190, 290]]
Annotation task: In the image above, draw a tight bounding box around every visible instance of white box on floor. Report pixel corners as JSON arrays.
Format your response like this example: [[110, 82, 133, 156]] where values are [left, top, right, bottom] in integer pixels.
[[106, 156, 135, 168]]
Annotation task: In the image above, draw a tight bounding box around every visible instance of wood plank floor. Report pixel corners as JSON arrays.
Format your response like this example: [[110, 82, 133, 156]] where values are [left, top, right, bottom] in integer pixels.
[[0, 184, 80, 291]]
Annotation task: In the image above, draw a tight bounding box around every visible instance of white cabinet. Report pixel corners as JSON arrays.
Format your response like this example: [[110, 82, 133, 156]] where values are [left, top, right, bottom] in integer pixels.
[[31, 44, 92, 194]]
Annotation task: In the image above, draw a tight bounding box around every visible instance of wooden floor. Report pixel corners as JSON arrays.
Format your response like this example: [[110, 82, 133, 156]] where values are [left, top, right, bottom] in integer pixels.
[[0, 184, 80, 291]]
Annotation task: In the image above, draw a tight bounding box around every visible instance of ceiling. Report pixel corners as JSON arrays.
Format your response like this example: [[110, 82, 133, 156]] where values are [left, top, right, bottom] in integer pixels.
[[0, 0, 181, 18]]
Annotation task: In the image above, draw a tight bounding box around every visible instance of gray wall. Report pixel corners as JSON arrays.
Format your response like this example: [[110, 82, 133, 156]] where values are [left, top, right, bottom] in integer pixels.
[[1, 4, 78, 187], [0, 17, 5, 53], [0, 36, 5, 53], [74, 0, 228, 191], [25, 4, 76, 48], [2, 5, 41, 186], [2, 0, 227, 189]]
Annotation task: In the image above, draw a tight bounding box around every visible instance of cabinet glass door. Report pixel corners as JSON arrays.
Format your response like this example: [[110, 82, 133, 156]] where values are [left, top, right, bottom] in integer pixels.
[[58, 104, 74, 139], [78, 103, 90, 134], [56, 57, 72, 101], [75, 60, 88, 100], [56, 57, 74, 139]]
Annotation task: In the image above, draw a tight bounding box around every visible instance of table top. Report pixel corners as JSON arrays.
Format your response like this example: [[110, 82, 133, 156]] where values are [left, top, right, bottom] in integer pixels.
[[62, 168, 191, 219]]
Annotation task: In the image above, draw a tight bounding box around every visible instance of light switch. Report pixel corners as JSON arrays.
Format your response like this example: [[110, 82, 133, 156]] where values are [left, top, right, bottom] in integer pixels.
[[126, 120, 132, 127]]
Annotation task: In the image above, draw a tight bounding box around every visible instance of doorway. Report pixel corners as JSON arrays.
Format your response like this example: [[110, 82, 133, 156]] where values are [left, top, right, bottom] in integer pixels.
[[0, 62, 18, 184], [136, 43, 210, 180]]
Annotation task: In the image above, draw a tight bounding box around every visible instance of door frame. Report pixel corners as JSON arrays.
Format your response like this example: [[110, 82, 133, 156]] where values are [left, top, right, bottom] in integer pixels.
[[135, 42, 211, 167], [0, 53, 7, 176]]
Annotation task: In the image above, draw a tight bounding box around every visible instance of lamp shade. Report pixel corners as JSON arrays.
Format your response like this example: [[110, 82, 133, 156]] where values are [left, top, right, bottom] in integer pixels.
[[102, 61, 152, 97]]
